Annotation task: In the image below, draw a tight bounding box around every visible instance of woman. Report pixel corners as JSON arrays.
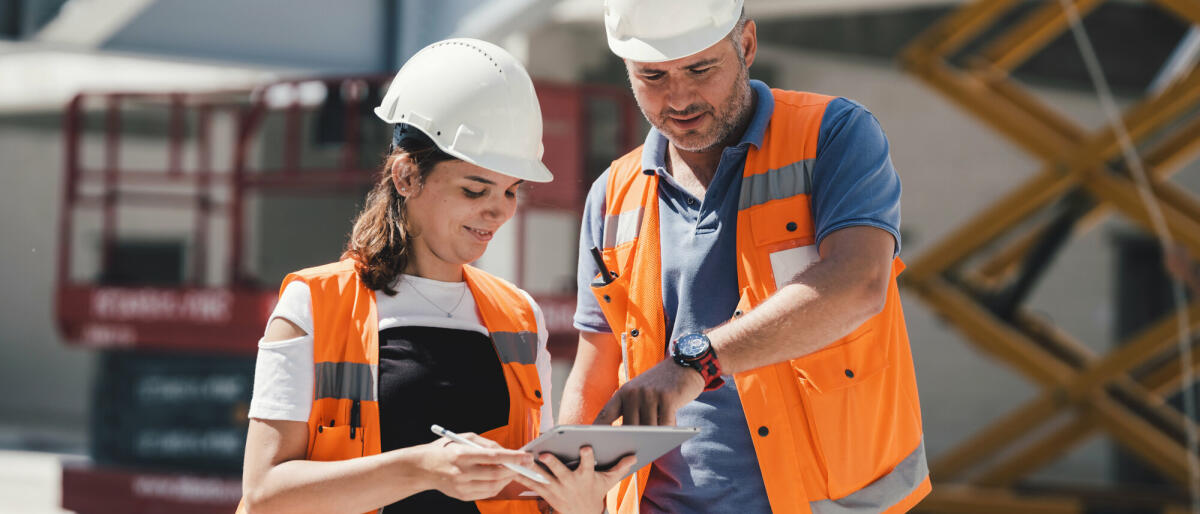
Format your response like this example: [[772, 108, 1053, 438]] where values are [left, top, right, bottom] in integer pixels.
[[239, 39, 634, 514]]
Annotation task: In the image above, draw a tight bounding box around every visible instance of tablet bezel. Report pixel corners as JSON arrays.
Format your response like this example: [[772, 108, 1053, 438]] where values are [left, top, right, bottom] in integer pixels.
[[520, 425, 700, 476]]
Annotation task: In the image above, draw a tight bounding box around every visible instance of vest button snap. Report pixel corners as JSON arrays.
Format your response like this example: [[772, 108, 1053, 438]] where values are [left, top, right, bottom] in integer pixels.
[[786, 221, 798, 232], [603, 294, 611, 303], [534, 390, 542, 399], [758, 426, 769, 437], [630, 329, 639, 337], [845, 369, 854, 378]]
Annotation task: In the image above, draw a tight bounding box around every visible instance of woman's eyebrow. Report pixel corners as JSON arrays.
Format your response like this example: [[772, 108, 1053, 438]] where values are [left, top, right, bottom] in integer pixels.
[[464, 176, 496, 185]]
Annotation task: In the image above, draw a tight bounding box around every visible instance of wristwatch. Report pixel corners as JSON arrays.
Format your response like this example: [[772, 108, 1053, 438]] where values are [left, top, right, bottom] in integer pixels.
[[670, 333, 724, 391]]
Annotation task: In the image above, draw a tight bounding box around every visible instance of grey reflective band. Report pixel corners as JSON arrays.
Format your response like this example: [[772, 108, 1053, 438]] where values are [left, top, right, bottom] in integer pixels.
[[314, 361, 377, 401], [739, 159, 813, 211], [810, 439, 929, 514], [602, 207, 644, 249], [492, 331, 538, 365]]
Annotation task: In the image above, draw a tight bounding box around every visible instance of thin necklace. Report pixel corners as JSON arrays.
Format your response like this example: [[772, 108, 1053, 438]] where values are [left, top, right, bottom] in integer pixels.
[[404, 277, 468, 318]]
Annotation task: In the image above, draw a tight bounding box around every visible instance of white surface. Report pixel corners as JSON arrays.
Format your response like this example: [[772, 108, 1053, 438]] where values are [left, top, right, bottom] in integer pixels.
[[768, 244, 820, 290], [35, 0, 156, 47], [521, 425, 700, 480], [0, 42, 291, 113], [0, 451, 73, 514], [603, 0, 743, 62], [374, 38, 552, 183]]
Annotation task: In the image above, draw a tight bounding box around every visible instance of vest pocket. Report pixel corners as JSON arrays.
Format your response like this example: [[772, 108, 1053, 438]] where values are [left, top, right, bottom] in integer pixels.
[[767, 244, 820, 290], [748, 195, 817, 290], [513, 364, 546, 437], [309, 423, 364, 461], [590, 273, 630, 336], [790, 325, 892, 498], [749, 195, 813, 247]]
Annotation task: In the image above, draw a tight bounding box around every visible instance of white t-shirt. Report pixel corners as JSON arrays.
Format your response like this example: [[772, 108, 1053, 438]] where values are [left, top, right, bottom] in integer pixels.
[[249, 274, 554, 431]]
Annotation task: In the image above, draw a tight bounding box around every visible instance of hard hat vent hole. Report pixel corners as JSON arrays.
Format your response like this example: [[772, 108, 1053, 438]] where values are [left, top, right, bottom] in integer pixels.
[[429, 40, 505, 76]]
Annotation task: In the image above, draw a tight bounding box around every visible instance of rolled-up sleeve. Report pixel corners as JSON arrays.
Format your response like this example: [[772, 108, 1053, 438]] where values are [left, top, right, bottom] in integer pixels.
[[811, 98, 902, 256], [573, 169, 614, 334]]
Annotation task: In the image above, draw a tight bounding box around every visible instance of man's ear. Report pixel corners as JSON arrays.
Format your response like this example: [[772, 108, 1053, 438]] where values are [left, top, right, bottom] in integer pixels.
[[741, 20, 757, 68]]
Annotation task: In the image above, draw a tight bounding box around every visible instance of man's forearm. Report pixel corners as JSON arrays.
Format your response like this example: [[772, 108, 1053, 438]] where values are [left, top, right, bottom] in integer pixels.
[[559, 332, 622, 424], [559, 376, 610, 425], [707, 270, 878, 373], [706, 231, 893, 374]]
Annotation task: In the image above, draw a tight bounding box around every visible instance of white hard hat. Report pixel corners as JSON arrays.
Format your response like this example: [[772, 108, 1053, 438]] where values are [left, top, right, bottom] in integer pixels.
[[374, 38, 552, 183], [604, 0, 744, 63]]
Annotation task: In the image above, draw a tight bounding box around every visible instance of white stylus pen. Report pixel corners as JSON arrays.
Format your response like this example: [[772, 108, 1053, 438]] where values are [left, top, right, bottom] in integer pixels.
[[430, 424, 549, 484]]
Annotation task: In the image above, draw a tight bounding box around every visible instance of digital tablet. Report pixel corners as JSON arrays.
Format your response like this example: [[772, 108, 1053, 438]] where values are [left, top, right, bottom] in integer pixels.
[[520, 425, 700, 479]]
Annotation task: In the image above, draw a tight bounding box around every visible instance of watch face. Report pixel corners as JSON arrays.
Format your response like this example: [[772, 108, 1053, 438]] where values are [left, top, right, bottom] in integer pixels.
[[676, 334, 709, 359]]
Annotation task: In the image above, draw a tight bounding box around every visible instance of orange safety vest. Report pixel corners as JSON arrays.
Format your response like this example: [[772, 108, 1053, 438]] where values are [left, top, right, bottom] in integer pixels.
[[237, 259, 544, 514], [591, 89, 930, 514]]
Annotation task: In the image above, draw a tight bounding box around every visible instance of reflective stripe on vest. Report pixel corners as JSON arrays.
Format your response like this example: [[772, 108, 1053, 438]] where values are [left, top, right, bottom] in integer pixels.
[[594, 89, 929, 514], [236, 259, 543, 514], [739, 158, 813, 210], [604, 206, 645, 249], [492, 331, 539, 365], [314, 361, 377, 401]]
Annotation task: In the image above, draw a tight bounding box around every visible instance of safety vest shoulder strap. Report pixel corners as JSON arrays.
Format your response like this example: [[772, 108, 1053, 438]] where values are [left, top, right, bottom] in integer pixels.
[[601, 146, 655, 254], [742, 89, 833, 187], [462, 265, 539, 366], [283, 259, 378, 367]]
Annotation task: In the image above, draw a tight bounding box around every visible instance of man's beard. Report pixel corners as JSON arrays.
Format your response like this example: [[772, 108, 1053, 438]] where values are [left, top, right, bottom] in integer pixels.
[[644, 67, 753, 153]]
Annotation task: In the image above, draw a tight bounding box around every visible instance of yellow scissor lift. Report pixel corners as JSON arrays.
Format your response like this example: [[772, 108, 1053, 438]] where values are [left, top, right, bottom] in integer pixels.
[[899, 0, 1200, 512]]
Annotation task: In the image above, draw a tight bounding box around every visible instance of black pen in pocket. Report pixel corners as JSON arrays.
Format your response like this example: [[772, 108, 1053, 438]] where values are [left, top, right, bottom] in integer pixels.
[[590, 246, 615, 284]]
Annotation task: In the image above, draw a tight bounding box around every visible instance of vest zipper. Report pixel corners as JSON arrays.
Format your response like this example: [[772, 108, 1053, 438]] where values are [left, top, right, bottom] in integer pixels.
[[349, 399, 361, 440]]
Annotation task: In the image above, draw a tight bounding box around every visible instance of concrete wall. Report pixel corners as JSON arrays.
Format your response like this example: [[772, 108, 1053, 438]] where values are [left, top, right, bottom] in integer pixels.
[[0, 118, 92, 449]]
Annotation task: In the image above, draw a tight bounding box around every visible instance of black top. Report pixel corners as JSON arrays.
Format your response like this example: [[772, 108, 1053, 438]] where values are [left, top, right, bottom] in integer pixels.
[[378, 326, 510, 513]]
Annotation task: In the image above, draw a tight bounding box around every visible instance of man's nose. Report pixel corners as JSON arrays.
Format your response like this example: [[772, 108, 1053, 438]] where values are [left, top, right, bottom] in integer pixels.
[[664, 77, 697, 112]]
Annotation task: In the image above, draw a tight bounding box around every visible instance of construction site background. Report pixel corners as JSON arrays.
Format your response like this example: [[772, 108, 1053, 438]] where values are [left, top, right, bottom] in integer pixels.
[[1, 0, 1198, 512]]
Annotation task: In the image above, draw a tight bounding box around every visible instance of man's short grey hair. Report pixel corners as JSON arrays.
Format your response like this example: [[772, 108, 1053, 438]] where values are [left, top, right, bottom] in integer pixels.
[[729, 8, 750, 65]]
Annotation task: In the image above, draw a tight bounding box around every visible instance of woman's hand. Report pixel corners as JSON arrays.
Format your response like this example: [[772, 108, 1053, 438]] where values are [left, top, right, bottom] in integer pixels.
[[419, 433, 535, 501], [515, 446, 638, 514]]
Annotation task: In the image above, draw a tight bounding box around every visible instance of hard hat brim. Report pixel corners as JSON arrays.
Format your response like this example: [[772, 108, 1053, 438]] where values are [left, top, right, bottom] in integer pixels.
[[606, 14, 740, 63], [464, 149, 555, 184], [390, 122, 553, 184]]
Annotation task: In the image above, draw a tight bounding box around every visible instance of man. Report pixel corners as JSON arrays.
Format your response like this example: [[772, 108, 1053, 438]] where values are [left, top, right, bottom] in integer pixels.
[[558, 1, 930, 513]]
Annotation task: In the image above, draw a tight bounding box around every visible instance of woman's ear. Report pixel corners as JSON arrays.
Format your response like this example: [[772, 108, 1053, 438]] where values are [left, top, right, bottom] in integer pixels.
[[390, 153, 420, 198]]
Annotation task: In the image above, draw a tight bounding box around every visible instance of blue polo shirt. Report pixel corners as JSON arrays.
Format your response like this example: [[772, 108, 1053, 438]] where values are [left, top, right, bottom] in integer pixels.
[[573, 80, 902, 513]]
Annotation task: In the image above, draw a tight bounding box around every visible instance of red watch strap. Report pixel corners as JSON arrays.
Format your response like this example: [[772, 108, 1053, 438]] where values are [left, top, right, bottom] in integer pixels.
[[697, 352, 724, 391]]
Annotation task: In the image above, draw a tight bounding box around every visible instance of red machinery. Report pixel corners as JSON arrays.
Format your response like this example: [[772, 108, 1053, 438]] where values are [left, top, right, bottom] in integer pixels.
[[56, 75, 640, 513]]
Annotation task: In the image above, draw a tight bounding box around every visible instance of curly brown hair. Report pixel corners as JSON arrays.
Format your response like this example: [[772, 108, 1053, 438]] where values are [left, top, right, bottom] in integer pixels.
[[342, 126, 456, 295]]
